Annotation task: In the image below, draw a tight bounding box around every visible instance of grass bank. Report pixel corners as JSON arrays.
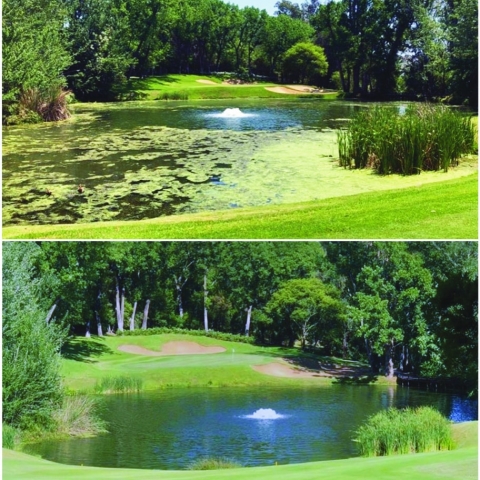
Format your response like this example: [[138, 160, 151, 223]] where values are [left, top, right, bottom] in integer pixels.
[[3, 422, 477, 479], [4, 173, 477, 239]]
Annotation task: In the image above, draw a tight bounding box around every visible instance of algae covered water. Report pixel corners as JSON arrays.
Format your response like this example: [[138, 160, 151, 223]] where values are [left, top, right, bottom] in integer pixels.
[[24, 385, 477, 470], [2, 99, 360, 226]]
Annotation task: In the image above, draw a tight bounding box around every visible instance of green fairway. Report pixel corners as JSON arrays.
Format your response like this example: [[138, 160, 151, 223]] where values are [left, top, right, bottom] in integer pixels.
[[3, 423, 477, 479], [4, 173, 477, 239]]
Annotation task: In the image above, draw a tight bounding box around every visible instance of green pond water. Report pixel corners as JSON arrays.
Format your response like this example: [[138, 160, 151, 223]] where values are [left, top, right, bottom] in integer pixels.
[[24, 385, 477, 470], [1, 99, 363, 226], [4, 99, 476, 226]]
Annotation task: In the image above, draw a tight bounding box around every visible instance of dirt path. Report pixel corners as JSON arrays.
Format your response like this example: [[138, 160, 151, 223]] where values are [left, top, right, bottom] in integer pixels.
[[118, 341, 226, 356]]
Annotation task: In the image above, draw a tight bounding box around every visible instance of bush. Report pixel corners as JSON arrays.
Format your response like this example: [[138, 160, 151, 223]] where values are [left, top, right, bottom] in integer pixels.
[[119, 326, 256, 344], [338, 104, 476, 174], [187, 457, 242, 470], [156, 91, 189, 101], [354, 406, 455, 456], [3, 243, 65, 430]]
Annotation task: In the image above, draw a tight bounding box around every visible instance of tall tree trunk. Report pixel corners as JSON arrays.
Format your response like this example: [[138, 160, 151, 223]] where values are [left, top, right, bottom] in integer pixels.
[[115, 280, 123, 331], [245, 305, 252, 336], [45, 298, 59, 324], [130, 301, 137, 331], [96, 311, 103, 337], [142, 300, 150, 330], [204, 272, 209, 333], [120, 287, 125, 331], [385, 340, 395, 378], [85, 321, 91, 338]]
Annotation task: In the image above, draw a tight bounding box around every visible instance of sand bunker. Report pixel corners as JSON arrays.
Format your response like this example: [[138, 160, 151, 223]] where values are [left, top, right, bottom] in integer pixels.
[[118, 341, 226, 356], [265, 86, 327, 95], [252, 362, 331, 378], [196, 79, 217, 85], [265, 86, 303, 95]]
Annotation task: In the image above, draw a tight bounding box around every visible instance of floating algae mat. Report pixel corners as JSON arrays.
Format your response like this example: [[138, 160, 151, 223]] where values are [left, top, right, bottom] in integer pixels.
[[2, 100, 476, 226]]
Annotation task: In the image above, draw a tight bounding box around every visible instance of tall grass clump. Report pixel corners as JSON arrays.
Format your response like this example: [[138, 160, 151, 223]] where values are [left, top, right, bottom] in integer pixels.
[[94, 376, 143, 394], [53, 395, 107, 437], [157, 91, 189, 101], [354, 406, 455, 457], [187, 457, 242, 470], [2, 424, 20, 449], [18, 85, 71, 122], [338, 104, 475, 174]]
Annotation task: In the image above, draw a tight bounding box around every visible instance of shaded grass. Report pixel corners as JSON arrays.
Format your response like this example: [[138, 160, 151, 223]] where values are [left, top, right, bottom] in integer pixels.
[[3, 422, 477, 480], [354, 407, 454, 457], [4, 173, 477, 239]]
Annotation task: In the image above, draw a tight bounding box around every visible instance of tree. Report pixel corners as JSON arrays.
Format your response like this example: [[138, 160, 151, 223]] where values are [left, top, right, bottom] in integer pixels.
[[266, 278, 343, 349], [3, 243, 65, 429], [282, 42, 328, 84], [64, 0, 133, 101]]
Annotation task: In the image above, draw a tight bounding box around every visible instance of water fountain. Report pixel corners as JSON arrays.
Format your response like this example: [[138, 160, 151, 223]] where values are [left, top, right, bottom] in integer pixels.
[[212, 108, 253, 118], [243, 408, 286, 419]]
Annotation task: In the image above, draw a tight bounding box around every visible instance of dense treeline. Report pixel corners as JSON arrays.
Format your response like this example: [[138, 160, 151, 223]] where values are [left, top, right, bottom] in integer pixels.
[[3, 241, 477, 382], [2, 0, 477, 122]]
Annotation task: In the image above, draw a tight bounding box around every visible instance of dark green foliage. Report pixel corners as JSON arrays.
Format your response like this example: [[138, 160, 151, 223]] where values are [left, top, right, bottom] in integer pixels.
[[2, 424, 20, 449], [120, 327, 256, 345], [157, 92, 189, 101], [338, 105, 475, 174], [354, 407, 455, 456], [282, 42, 328, 84]]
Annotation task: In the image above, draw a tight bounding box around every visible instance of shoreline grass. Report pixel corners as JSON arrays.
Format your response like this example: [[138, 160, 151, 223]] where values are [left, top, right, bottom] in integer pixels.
[[3, 422, 477, 479], [354, 407, 454, 456], [4, 173, 477, 239]]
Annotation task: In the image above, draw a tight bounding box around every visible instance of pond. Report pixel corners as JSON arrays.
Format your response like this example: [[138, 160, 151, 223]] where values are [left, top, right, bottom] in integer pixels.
[[1, 99, 371, 226], [24, 385, 477, 470]]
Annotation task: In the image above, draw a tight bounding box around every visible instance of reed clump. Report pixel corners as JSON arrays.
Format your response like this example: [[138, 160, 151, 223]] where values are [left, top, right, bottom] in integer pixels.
[[53, 395, 107, 437], [338, 104, 475, 174], [18, 85, 71, 122], [187, 457, 242, 470], [94, 375, 143, 394], [354, 406, 455, 456]]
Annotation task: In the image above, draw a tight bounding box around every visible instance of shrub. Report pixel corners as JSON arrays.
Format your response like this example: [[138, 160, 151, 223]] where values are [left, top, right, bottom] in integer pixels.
[[354, 406, 455, 456], [187, 457, 242, 470], [94, 376, 143, 394], [18, 85, 71, 122], [338, 104, 475, 174], [119, 326, 256, 344]]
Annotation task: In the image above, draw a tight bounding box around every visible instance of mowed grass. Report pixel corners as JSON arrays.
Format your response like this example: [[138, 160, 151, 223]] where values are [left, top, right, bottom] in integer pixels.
[[4, 173, 477, 239], [60, 333, 345, 391], [3, 422, 477, 479], [121, 74, 338, 100]]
